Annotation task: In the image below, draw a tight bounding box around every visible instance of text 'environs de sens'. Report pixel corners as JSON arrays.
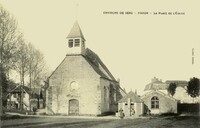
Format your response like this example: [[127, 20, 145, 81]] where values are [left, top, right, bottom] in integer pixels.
[[103, 11, 185, 15]]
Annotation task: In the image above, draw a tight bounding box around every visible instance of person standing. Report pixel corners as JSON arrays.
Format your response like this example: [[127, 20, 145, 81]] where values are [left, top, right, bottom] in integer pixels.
[[119, 108, 124, 119]]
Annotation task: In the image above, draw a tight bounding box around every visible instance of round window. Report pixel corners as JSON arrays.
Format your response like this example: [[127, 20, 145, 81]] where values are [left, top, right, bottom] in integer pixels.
[[70, 82, 79, 90]]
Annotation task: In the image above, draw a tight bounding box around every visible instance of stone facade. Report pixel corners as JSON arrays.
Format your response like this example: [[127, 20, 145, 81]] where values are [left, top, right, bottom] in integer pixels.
[[141, 91, 177, 114], [46, 22, 125, 116]]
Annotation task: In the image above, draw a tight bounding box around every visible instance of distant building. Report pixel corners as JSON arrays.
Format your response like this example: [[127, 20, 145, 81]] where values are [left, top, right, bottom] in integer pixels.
[[118, 91, 144, 117], [46, 22, 125, 116], [165, 80, 199, 103], [7, 86, 31, 110], [141, 90, 177, 114], [144, 77, 199, 103], [144, 77, 168, 94], [6, 86, 43, 111]]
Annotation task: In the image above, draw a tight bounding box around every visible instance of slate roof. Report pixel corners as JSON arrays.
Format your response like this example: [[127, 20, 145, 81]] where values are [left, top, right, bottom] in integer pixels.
[[49, 48, 117, 82], [67, 21, 85, 41], [118, 91, 143, 103], [144, 80, 168, 91], [50, 21, 117, 82], [82, 48, 116, 81]]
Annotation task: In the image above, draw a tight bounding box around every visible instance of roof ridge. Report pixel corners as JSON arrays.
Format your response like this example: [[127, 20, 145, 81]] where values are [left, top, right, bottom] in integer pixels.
[[141, 90, 177, 101], [83, 48, 116, 81]]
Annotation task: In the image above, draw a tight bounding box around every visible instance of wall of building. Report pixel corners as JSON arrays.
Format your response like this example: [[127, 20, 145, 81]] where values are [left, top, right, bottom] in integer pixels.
[[47, 55, 101, 115], [100, 78, 110, 113], [100, 77, 123, 114], [66, 38, 84, 55], [134, 103, 144, 116], [142, 91, 177, 114], [117, 101, 143, 117], [23, 93, 30, 108]]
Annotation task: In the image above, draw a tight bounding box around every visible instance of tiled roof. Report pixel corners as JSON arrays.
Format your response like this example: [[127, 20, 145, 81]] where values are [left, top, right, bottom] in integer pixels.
[[82, 48, 116, 81], [118, 91, 143, 103], [49, 48, 117, 82], [67, 21, 85, 41]]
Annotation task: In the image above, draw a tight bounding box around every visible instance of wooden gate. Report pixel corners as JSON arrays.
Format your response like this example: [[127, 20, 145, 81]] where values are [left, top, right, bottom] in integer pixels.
[[69, 99, 79, 115]]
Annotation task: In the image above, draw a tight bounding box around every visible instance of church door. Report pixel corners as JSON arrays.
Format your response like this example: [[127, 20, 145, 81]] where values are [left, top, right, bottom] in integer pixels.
[[69, 99, 79, 115]]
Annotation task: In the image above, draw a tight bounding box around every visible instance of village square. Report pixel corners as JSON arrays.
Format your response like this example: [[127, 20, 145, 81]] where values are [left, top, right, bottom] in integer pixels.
[[0, 1, 200, 128]]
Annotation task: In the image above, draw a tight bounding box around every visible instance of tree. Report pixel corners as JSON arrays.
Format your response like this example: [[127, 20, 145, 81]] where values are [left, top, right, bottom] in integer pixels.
[[27, 43, 48, 110], [167, 83, 177, 96], [0, 5, 49, 113], [29, 48, 47, 88], [0, 5, 18, 78], [27, 43, 34, 89], [0, 5, 19, 117], [14, 36, 29, 111], [187, 77, 200, 100]]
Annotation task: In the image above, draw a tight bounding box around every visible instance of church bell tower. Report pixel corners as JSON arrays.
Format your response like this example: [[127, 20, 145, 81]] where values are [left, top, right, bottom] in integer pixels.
[[66, 21, 86, 55]]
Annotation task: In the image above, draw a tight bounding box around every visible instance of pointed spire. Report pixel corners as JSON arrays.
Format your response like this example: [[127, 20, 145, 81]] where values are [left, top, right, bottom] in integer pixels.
[[67, 21, 85, 41]]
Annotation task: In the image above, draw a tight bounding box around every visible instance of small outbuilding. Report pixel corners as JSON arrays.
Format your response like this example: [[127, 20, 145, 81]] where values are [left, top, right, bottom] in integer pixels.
[[141, 90, 178, 114], [118, 91, 144, 117]]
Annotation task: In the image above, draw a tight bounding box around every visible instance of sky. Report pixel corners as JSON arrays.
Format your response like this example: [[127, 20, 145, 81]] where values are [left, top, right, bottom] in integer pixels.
[[1, 0, 200, 95]]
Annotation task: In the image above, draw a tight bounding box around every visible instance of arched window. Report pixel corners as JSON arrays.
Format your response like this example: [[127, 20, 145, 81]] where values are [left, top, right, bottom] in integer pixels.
[[151, 96, 159, 109]]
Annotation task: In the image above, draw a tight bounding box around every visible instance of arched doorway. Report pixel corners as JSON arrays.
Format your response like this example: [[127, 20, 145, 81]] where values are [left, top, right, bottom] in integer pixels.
[[69, 99, 79, 115]]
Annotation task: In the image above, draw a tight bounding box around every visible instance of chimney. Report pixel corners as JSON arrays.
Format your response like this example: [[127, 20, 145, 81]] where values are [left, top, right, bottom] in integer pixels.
[[135, 89, 137, 95], [152, 77, 159, 82]]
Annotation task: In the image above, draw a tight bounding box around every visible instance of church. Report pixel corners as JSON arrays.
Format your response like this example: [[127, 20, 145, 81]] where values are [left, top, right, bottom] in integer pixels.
[[46, 22, 126, 116]]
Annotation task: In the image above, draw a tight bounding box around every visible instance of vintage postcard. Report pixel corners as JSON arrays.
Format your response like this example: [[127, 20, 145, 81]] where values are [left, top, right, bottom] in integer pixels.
[[0, 0, 199, 127]]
